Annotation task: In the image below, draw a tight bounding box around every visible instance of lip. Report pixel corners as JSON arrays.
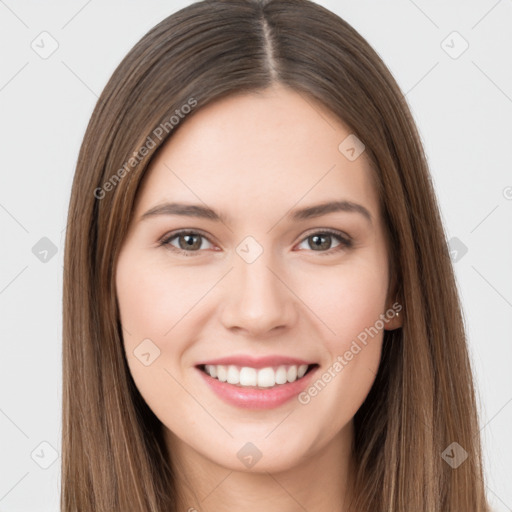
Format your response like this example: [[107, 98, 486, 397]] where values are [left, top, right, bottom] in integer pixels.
[[196, 364, 319, 410], [195, 355, 315, 369]]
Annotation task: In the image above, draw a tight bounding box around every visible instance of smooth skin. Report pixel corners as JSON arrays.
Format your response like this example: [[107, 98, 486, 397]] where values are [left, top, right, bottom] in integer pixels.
[[116, 84, 402, 512]]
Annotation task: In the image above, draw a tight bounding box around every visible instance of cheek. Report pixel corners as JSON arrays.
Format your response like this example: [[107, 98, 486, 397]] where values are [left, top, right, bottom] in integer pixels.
[[115, 253, 196, 417], [116, 252, 207, 344], [295, 257, 389, 347], [292, 260, 388, 425], [115, 250, 222, 399]]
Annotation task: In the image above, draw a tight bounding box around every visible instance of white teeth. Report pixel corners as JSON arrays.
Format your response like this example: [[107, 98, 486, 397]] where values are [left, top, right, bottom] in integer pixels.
[[297, 364, 308, 378], [203, 364, 310, 388], [216, 365, 227, 382], [207, 364, 217, 378], [275, 366, 288, 385], [257, 367, 275, 387], [227, 365, 239, 384], [239, 367, 257, 386]]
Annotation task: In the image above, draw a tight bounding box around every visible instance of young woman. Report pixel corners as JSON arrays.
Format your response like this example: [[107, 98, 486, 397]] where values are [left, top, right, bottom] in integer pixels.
[[62, 0, 490, 510]]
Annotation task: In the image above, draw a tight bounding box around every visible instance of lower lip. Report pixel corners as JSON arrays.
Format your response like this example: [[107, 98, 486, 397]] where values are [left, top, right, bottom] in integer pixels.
[[196, 365, 319, 409]]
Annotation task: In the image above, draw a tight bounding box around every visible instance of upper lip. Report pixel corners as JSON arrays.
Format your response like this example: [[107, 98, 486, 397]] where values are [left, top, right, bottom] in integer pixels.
[[196, 355, 316, 369]]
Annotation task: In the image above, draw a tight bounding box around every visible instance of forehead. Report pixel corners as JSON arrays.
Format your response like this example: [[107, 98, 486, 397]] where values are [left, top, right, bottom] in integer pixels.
[[134, 86, 379, 222]]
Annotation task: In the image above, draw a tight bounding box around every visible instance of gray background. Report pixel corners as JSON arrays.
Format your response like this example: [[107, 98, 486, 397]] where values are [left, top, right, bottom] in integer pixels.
[[0, 0, 511, 510]]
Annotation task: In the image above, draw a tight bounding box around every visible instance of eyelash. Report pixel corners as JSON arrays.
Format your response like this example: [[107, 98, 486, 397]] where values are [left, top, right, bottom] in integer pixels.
[[159, 228, 353, 257]]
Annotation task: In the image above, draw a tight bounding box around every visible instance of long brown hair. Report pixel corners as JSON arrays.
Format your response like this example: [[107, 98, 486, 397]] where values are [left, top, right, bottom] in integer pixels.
[[62, 0, 489, 510]]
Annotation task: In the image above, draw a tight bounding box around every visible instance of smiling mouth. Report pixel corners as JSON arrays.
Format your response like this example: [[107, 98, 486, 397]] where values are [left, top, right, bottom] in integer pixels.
[[197, 363, 319, 389]]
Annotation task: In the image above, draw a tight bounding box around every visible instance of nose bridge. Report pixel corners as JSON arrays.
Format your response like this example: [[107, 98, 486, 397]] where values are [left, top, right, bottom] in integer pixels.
[[220, 245, 295, 334]]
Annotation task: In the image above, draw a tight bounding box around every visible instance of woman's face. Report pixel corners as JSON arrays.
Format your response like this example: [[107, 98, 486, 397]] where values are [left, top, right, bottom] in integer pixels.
[[116, 85, 401, 473]]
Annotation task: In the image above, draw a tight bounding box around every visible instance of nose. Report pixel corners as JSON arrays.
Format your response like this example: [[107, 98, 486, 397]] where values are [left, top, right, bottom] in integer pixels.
[[219, 253, 298, 337]]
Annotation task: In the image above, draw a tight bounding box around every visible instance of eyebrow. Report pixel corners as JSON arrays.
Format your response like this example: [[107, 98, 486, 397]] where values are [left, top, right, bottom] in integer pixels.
[[140, 200, 372, 225]]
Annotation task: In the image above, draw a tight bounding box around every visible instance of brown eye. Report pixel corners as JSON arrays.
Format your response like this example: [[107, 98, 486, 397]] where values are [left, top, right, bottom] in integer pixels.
[[161, 230, 214, 255], [296, 230, 352, 254], [308, 233, 334, 251], [177, 233, 203, 251]]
